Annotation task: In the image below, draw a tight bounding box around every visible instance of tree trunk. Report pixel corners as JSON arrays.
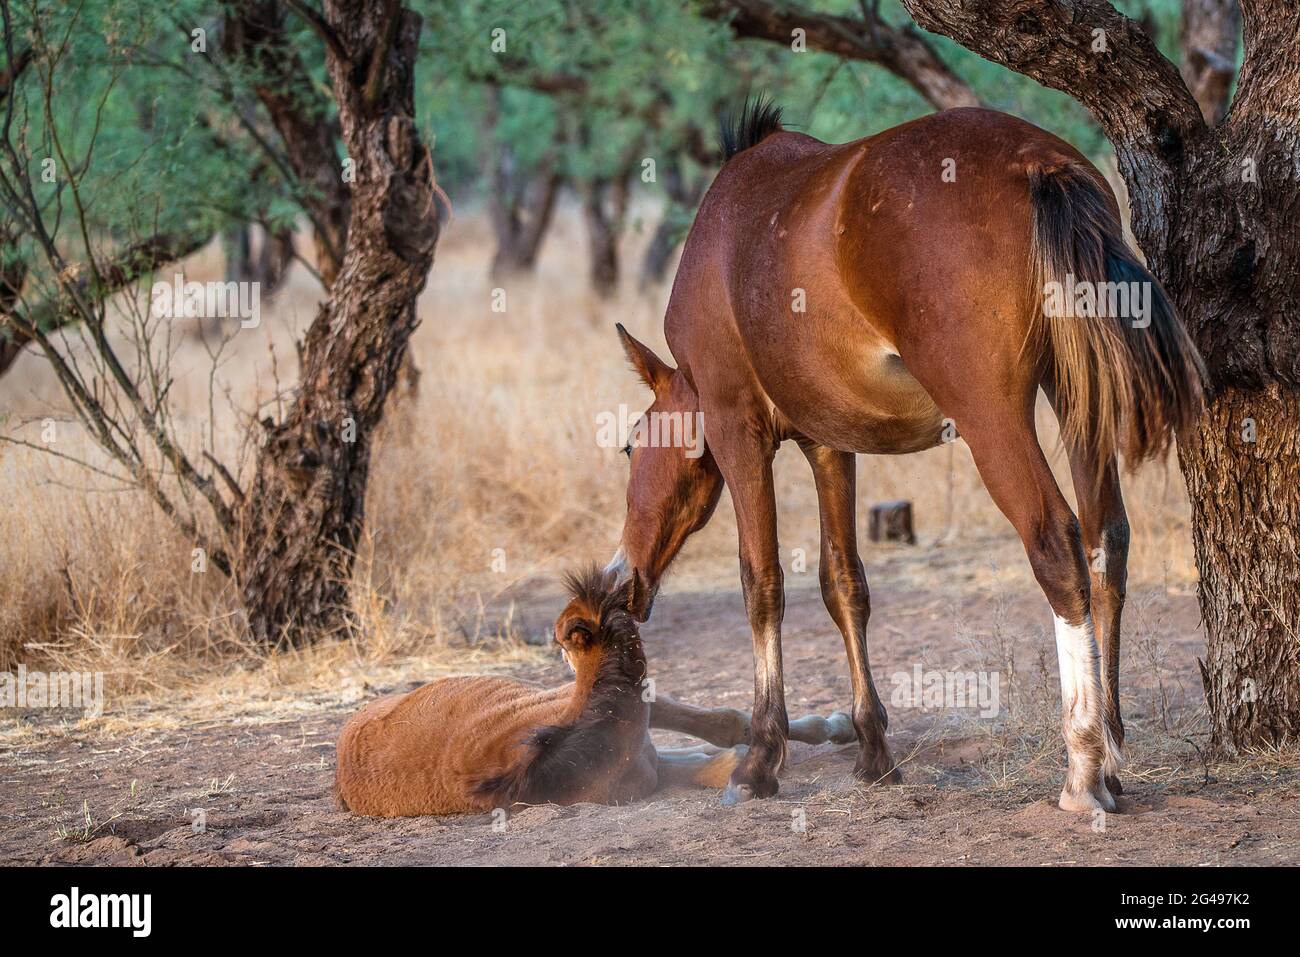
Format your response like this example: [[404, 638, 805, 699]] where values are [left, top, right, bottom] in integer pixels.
[[236, 0, 441, 646], [489, 156, 562, 279], [255, 226, 296, 292], [1181, 387, 1300, 750], [583, 173, 630, 299], [484, 88, 563, 280], [1168, 2, 1300, 753], [638, 155, 705, 291], [0, 225, 28, 376], [224, 1, 351, 289], [1180, 0, 1240, 126]]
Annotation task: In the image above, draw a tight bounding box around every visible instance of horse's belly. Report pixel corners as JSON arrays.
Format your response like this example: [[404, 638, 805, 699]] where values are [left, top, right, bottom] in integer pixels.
[[773, 346, 945, 455]]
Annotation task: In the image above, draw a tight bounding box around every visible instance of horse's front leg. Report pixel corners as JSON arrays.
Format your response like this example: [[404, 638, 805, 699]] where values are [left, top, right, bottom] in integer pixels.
[[711, 431, 787, 805], [800, 441, 901, 785]]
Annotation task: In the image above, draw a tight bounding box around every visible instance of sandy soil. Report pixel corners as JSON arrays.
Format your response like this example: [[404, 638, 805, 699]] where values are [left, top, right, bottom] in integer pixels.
[[2, 538, 1296, 866]]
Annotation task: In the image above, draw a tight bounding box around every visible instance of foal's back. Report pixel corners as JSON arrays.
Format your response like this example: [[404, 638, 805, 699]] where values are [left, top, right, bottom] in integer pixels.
[[335, 675, 573, 816]]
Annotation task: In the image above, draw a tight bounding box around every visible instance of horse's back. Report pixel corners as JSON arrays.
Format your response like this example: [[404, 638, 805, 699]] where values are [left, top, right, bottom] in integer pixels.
[[668, 108, 1107, 454]]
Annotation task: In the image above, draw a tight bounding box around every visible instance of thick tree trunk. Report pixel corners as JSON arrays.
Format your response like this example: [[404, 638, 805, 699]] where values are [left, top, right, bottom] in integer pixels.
[[236, 0, 441, 646], [1181, 387, 1300, 751], [1168, 2, 1300, 754]]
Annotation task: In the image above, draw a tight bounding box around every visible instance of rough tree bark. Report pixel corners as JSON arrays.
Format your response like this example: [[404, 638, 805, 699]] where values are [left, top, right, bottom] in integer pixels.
[[236, 0, 441, 645], [700, 0, 981, 110], [897, 0, 1300, 754]]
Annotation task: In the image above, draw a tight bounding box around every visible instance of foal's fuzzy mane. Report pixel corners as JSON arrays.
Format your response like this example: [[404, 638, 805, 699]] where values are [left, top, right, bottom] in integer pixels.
[[558, 565, 639, 648]]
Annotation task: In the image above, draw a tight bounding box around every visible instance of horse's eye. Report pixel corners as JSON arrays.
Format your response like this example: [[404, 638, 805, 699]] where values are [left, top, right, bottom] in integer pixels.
[[621, 443, 632, 458]]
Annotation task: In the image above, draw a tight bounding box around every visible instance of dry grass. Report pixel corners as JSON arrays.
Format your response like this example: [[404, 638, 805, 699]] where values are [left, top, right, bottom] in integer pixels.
[[0, 196, 1198, 712]]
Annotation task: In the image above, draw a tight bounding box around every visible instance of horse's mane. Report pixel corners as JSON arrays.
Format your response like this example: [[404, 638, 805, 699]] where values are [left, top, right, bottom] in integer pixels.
[[719, 94, 783, 162]]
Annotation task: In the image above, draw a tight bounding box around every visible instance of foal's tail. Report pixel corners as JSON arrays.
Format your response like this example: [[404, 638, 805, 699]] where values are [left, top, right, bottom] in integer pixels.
[[1027, 162, 1205, 476]]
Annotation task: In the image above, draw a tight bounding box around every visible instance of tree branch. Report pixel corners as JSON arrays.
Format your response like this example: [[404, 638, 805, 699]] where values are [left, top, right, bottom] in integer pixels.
[[0, 41, 28, 103], [699, 0, 981, 110], [1, 230, 212, 377], [282, 0, 349, 63], [223, 0, 350, 288], [896, 0, 1206, 269]]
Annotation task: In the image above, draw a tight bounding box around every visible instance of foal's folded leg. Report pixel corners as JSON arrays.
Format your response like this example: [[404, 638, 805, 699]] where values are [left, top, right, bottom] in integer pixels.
[[650, 694, 857, 747], [654, 745, 748, 790]]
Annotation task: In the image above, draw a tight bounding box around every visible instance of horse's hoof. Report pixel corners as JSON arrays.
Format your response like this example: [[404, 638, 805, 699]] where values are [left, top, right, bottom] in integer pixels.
[[827, 711, 857, 745], [721, 782, 754, 807], [1058, 783, 1116, 814], [854, 762, 902, 786], [1105, 774, 1123, 796]]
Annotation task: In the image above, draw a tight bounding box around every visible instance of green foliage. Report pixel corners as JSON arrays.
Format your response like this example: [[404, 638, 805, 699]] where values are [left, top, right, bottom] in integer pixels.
[[2, 0, 1199, 298]]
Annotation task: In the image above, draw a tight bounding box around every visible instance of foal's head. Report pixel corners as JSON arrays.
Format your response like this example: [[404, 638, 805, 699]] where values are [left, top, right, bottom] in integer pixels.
[[607, 325, 724, 621], [554, 565, 645, 679]]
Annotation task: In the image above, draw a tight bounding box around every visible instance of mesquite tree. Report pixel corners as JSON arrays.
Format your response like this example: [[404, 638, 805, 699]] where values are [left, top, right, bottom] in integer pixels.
[[237, 0, 441, 644], [1, 0, 441, 646], [896, 0, 1298, 754]]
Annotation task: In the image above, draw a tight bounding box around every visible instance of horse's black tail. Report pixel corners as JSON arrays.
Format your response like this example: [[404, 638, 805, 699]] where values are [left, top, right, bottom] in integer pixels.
[[1027, 161, 1205, 479], [719, 95, 783, 162]]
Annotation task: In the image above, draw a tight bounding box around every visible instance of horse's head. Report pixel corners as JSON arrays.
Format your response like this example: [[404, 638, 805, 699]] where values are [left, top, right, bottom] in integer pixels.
[[607, 324, 724, 621]]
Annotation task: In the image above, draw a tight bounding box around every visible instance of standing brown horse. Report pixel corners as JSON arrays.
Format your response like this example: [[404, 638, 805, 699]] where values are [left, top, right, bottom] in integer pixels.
[[606, 103, 1204, 813]]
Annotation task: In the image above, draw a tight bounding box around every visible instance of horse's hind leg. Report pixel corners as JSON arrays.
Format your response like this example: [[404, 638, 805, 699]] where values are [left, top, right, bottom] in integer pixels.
[[799, 441, 900, 784], [1046, 384, 1128, 795], [956, 403, 1114, 813]]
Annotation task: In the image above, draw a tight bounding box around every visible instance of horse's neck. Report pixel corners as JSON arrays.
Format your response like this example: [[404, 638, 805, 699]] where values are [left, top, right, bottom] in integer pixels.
[[568, 646, 648, 730]]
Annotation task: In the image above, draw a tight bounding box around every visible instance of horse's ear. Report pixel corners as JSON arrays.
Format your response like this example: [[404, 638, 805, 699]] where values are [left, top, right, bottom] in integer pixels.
[[616, 323, 673, 392]]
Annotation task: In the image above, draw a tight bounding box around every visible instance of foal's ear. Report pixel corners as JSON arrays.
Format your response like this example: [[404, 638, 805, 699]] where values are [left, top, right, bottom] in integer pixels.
[[616, 323, 673, 392]]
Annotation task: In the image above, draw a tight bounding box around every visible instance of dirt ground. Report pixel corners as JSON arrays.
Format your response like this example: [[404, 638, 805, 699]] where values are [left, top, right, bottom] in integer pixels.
[[2, 537, 1297, 866]]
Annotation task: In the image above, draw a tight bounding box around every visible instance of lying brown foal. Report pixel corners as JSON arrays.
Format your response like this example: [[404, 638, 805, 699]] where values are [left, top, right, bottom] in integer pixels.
[[336, 568, 850, 817]]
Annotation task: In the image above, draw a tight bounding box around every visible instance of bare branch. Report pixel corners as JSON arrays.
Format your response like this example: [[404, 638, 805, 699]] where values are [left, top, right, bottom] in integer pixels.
[[699, 0, 981, 111], [896, 0, 1206, 269]]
